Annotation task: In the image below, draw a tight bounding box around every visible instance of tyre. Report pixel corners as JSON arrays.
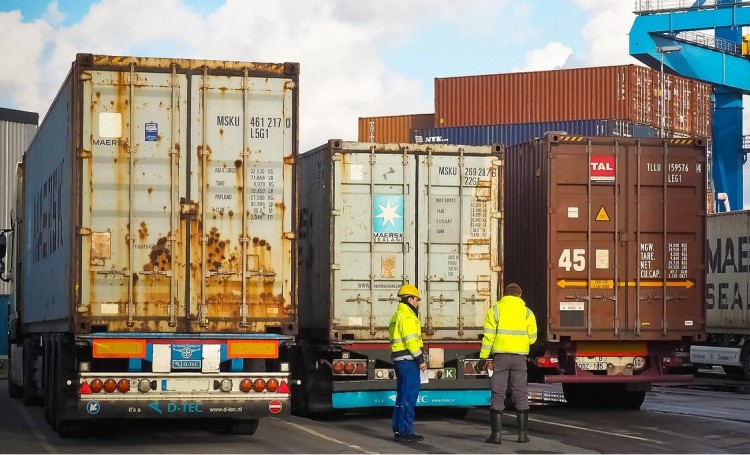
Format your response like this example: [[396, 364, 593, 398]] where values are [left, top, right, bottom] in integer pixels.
[[562, 384, 587, 407], [7, 346, 23, 398], [227, 419, 259, 435], [618, 390, 646, 410], [740, 343, 750, 382], [22, 339, 41, 406]]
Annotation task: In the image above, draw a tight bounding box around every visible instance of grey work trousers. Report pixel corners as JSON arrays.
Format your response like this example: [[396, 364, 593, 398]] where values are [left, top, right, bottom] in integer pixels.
[[488, 353, 529, 412]]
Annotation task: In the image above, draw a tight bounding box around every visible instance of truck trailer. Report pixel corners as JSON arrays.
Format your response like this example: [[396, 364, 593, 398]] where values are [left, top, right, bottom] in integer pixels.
[[504, 134, 707, 408], [0, 53, 299, 437], [691, 211, 750, 380], [292, 140, 503, 414]]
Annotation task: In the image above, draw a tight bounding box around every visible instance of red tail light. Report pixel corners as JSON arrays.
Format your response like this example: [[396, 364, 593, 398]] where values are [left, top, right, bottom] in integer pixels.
[[90, 379, 104, 393], [332, 362, 344, 374], [117, 379, 130, 393], [253, 378, 266, 392], [104, 378, 117, 393], [266, 378, 279, 392], [240, 378, 253, 393]]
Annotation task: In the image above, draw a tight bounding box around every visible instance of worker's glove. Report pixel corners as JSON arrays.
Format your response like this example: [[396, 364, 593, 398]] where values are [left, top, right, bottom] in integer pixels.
[[476, 358, 487, 371]]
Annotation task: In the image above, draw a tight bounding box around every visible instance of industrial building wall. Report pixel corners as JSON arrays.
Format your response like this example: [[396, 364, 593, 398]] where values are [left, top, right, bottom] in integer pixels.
[[0, 107, 38, 295]]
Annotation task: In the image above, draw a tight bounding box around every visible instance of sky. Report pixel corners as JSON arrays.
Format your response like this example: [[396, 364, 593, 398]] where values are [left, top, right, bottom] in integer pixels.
[[1, 0, 749, 205]]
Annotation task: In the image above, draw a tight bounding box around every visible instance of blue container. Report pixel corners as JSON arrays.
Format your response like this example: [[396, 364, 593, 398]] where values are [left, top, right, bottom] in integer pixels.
[[0, 294, 8, 356], [411, 119, 660, 146]]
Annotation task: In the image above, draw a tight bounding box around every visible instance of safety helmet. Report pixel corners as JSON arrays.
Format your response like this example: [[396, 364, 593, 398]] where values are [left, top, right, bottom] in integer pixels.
[[397, 284, 421, 300]]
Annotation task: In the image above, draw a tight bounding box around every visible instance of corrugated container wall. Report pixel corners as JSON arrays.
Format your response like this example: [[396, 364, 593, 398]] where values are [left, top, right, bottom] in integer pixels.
[[434, 65, 712, 137], [504, 134, 707, 345], [20, 53, 298, 335], [297, 140, 503, 342], [0, 108, 38, 295], [706, 211, 750, 334], [411, 119, 659, 146], [358, 114, 434, 143]]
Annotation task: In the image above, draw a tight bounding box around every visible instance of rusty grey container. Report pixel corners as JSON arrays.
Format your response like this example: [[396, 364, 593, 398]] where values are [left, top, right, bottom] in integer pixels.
[[20, 53, 298, 335], [504, 134, 707, 345], [297, 140, 503, 342]]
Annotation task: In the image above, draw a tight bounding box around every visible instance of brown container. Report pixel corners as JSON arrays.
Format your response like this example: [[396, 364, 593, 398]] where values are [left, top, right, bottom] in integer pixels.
[[434, 65, 712, 137], [358, 113, 434, 143], [504, 134, 707, 343]]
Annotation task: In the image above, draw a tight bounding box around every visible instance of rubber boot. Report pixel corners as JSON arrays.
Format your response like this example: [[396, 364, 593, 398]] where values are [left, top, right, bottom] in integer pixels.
[[516, 410, 530, 443], [485, 410, 502, 444]]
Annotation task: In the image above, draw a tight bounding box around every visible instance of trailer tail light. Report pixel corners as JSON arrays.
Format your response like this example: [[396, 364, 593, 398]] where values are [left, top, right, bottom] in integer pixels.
[[117, 379, 130, 393], [266, 378, 279, 392], [253, 378, 266, 392], [79, 381, 92, 394], [104, 379, 117, 393], [277, 381, 291, 394], [463, 359, 492, 375], [536, 356, 559, 368], [137, 378, 152, 393], [240, 378, 253, 393], [375, 368, 395, 379], [331, 359, 367, 376], [90, 378, 104, 393], [219, 378, 233, 392]]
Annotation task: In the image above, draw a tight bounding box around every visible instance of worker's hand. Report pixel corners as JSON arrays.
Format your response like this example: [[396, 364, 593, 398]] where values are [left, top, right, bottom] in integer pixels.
[[476, 358, 487, 371], [419, 362, 427, 372]]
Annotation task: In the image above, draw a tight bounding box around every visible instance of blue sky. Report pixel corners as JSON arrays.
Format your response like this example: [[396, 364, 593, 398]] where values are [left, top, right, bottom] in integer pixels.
[[0, 0, 643, 152]]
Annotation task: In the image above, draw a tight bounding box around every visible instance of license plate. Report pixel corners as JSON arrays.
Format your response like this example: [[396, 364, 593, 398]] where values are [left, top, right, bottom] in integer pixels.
[[576, 362, 606, 370], [161, 378, 212, 392]]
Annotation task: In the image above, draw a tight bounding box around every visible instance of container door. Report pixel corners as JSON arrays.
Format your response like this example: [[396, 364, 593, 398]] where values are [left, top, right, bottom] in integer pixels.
[[417, 151, 500, 340], [189, 72, 295, 332], [82, 68, 188, 332], [548, 138, 705, 341], [331, 148, 416, 340]]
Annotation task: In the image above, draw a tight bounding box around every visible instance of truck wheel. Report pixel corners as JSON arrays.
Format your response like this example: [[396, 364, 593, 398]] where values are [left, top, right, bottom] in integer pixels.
[[741, 343, 750, 381], [7, 347, 23, 398], [290, 344, 311, 417], [227, 419, 259, 435], [22, 339, 41, 406], [618, 390, 646, 410]]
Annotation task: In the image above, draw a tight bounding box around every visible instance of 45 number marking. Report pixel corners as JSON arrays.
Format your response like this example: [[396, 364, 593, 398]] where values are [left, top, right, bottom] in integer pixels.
[[559, 248, 585, 271]]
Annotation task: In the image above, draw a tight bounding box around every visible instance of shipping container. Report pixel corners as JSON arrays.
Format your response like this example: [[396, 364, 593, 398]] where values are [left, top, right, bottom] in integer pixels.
[[411, 119, 660, 147], [504, 134, 707, 408], [0, 108, 38, 295], [292, 140, 502, 414], [434, 65, 712, 137], [358, 114, 435, 143], [1, 53, 298, 437], [691, 211, 750, 379]]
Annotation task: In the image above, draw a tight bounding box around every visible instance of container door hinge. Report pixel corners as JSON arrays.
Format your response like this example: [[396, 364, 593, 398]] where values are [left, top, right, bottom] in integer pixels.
[[77, 149, 92, 159], [283, 232, 296, 240], [77, 227, 92, 236]]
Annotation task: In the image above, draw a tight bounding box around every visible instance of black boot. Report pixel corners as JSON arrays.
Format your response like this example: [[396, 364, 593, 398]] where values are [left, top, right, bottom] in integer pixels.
[[485, 410, 502, 444], [517, 410, 530, 443]]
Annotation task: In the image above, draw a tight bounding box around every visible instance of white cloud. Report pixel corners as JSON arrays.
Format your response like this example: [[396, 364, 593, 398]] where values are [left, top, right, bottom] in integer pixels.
[[513, 42, 573, 72]]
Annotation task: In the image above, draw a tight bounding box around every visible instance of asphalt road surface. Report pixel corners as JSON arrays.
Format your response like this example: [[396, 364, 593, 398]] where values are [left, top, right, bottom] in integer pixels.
[[1, 379, 749, 453]]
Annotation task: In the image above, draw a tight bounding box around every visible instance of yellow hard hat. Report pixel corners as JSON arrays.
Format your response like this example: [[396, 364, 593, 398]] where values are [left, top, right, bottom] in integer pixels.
[[397, 284, 421, 300]]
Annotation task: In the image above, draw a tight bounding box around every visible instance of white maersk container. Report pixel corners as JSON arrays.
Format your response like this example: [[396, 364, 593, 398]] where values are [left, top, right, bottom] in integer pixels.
[[292, 140, 503, 414], [691, 211, 750, 379]]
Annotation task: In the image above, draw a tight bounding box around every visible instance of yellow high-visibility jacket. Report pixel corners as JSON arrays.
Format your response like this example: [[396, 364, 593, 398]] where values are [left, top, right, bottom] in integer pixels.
[[389, 303, 425, 364], [479, 295, 537, 358]]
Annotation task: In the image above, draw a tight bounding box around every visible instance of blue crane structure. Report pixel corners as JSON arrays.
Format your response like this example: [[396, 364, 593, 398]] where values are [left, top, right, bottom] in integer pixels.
[[630, 0, 750, 210]]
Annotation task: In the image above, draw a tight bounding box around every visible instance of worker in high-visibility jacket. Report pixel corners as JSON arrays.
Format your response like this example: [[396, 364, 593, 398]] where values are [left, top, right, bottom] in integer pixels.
[[389, 284, 427, 444], [477, 283, 537, 444]]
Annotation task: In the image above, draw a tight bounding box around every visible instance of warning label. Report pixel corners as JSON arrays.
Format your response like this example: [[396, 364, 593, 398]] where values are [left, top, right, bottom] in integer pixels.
[[596, 206, 610, 221]]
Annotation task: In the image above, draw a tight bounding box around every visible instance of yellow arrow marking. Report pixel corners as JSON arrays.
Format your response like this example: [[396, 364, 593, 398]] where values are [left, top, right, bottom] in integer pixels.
[[557, 279, 694, 289], [619, 280, 694, 288]]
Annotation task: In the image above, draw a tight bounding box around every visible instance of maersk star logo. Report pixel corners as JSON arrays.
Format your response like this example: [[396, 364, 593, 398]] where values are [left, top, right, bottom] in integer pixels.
[[373, 195, 404, 234]]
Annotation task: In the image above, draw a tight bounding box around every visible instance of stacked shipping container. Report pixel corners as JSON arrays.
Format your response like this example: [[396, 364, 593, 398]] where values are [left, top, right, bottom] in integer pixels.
[[434, 65, 711, 137], [357, 65, 712, 144]]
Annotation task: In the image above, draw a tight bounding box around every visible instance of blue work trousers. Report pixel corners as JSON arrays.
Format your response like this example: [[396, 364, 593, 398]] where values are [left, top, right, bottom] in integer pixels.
[[392, 359, 420, 435]]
